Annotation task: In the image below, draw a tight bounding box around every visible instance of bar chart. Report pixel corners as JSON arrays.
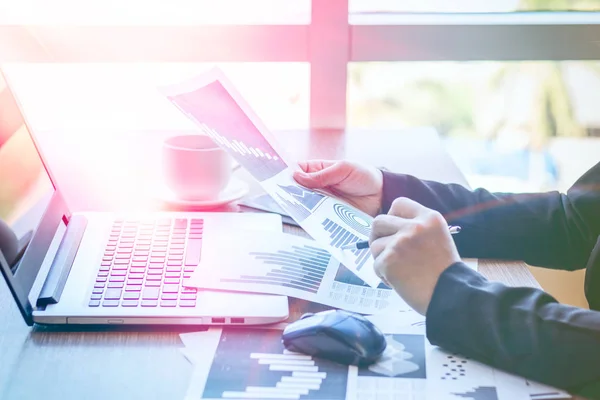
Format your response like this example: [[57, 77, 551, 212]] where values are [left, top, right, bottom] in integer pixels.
[[321, 218, 371, 271], [452, 387, 498, 400], [220, 245, 331, 293], [274, 193, 311, 221], [333, 263, 390, 290], [202, 124, 287, 181], [167, 80, 288, 181], [203, 329, 347, 400]]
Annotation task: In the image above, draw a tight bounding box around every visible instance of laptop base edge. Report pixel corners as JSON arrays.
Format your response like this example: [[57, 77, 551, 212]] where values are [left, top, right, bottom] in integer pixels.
[[34, 313, 289, 326]]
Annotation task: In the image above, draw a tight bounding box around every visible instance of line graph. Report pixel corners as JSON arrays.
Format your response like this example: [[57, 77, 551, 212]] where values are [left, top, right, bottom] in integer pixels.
[[220, 245, 331, 293], [277, 184, 325, 211], [271, 183, 327, 222]]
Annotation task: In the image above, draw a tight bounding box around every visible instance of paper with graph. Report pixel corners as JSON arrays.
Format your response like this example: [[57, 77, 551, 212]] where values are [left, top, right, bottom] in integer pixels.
[[160, 68, 381, 286], [178, 316, 559, 400], [185, 232, 478, 315], [186, 232, 409, 314], [181, 326, 354, 400], [350, 329, 532, 400]]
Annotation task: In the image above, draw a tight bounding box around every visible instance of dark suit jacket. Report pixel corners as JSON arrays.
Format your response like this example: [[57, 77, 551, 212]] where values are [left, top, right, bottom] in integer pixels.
[[381, 161, 600, 399]]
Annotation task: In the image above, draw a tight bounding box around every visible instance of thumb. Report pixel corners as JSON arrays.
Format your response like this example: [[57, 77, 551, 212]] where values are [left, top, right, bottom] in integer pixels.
[[293, 169, 325, 189]]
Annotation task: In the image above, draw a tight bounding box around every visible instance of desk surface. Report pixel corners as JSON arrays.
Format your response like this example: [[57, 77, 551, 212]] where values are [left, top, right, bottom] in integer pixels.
[[27, 128, 471, 213], [0, 129, 542, 400]]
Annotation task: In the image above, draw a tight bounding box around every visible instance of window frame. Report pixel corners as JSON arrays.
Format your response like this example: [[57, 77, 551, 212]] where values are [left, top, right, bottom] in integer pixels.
[[2, 1, 600, 129]]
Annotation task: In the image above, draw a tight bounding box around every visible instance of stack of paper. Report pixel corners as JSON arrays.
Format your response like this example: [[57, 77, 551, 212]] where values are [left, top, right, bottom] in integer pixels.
[[184, 231, 477, 315], [160, 68, 385, 288], [162, 66, 478, 314], [178, 312, 569, 400]]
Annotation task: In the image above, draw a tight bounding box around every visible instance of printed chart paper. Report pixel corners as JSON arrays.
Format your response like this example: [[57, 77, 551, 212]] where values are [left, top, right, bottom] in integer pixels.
[[186, 232, 477, 315], [160, 68, 381, 287], [179, 317, 559, 400], [525, 381, 571, 399], [351, 329, 531, 400], [182, 327, 354, 400]]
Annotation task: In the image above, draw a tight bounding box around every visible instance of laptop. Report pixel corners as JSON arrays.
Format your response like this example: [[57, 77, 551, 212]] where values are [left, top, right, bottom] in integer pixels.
[[0, 71, 289, 326]]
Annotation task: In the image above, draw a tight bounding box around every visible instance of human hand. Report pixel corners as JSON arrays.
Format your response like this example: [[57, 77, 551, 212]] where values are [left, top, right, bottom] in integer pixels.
[[293, 160, 383, 217], [369, 197, 461, 315]]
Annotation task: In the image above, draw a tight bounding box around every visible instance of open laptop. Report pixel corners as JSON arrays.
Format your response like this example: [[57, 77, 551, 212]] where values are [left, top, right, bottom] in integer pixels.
[[0, 71, 289, 326]]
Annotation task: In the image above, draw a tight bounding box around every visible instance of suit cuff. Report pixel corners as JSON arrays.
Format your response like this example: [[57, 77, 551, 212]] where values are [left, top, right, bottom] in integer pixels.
[[426, 262, 488, 351], [381, 170, 410, 214]]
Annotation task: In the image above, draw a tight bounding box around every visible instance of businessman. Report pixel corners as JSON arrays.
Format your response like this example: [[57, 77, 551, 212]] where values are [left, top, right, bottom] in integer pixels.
[[294, 160, 600, 399]]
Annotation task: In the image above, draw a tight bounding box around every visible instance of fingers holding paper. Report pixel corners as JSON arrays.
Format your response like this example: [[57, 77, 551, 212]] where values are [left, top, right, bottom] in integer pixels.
[[369, 197, 461, 315], [293, 160, 384, 217]]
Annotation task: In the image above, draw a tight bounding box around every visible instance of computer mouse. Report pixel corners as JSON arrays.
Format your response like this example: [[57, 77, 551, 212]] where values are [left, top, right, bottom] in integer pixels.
[[282, 310, 387, 366]]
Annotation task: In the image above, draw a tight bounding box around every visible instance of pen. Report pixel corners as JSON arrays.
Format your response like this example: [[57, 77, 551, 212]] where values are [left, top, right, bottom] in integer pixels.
[[340, 225, 461, 251]]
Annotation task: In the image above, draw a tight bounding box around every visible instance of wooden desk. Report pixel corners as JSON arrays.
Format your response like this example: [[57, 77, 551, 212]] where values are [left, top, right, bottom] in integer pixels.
[[0, 129, 542, 400]]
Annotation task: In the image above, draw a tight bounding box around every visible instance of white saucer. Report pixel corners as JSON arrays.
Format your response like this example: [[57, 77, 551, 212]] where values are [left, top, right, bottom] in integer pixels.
[[157, 178, 249, 208]]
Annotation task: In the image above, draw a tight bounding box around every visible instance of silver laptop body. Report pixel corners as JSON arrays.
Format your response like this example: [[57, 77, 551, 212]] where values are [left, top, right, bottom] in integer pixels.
[[0, 70, 288, 326]]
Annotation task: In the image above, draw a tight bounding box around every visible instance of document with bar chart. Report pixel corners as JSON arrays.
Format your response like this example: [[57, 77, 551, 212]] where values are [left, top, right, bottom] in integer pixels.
[[161, 67, 381, 287], [179, 321, 536, 400], [186, 232, 411, 314], [348, 328, 531, 400], [182, 327, 352, 400], [260, 171, 379, 287], [344, 321, 534, 400]]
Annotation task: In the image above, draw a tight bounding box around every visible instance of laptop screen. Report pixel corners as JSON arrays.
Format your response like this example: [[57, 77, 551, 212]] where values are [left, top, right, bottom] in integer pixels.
[[0, 72, 53, 263], [0, 71, 61, 324]]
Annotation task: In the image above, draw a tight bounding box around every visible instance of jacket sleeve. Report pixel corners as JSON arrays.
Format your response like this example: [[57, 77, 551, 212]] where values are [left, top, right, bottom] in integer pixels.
[[380, 161, 600, 271], [427, 262, 600, 399]]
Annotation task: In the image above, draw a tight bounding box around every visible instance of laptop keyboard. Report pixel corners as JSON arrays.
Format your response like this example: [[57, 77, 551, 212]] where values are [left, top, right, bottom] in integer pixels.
[[88, 218, 202, 308]]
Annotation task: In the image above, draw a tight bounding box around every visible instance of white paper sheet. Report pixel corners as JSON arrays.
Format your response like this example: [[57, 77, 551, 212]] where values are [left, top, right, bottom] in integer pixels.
[[347, 323, 530, 400], [186, 231, 477, 315], [525, 380, 571, 399], [179, 313, 562, 400], [159, 68, 381, 287], [348, 319, 568, 400], [181, 327, 355, 400]]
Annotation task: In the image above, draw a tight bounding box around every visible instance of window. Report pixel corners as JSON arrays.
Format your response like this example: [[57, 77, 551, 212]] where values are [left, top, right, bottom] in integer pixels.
[[4, 63, 309, 131], [349, 0, 600, 14], [348, 61, 600, 192], [2, 0, 600, 195], [0, 0, 311, 25], [2, 63, 308, 211]]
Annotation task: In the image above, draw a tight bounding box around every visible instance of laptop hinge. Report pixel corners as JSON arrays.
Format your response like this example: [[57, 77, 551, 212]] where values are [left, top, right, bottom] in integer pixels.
[[37, 215, 87, 307]]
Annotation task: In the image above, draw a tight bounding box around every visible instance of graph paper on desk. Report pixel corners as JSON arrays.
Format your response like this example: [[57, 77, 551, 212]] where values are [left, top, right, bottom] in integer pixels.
[[187, 232, 412, 314], [180, 327, 351, 400], [187, 231, 477, 315], [161, 68, 380, 287], [207, 329, 348, 400], [179, 323, 560, 400]]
